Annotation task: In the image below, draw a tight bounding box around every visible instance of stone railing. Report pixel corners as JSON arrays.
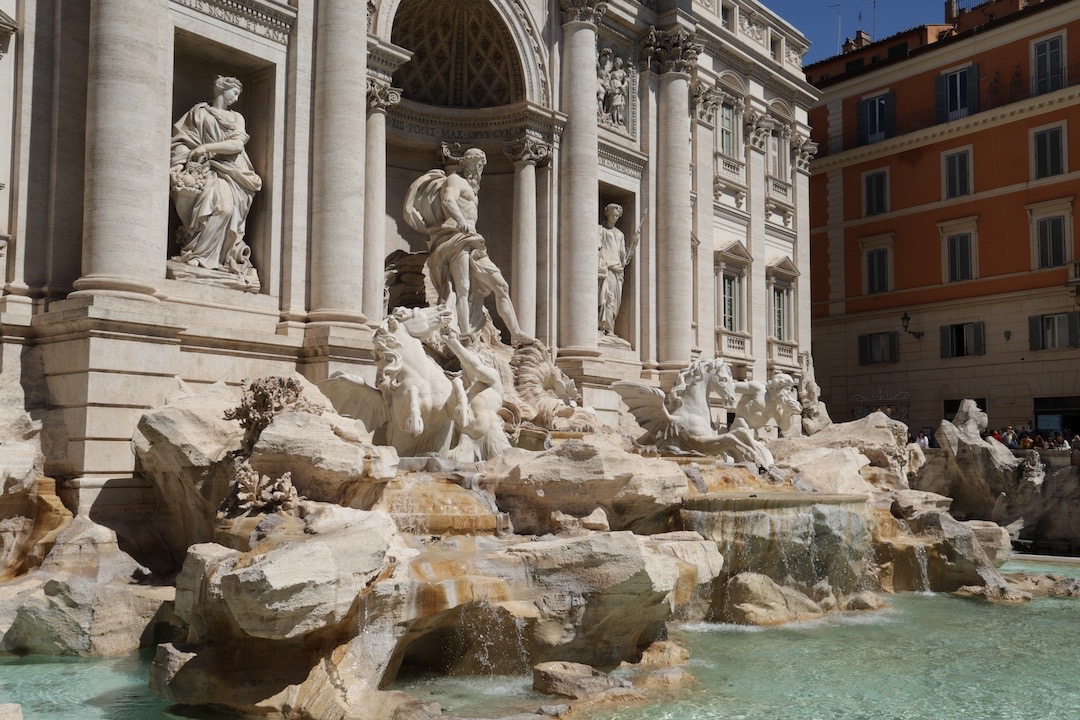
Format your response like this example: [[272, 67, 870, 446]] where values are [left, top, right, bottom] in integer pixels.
[[765, 175, 793, 226], [716, 328, 752, 361], [1068, 259, 1080, 286], [715, 152, 745, 182], [767, 338, 799, 371]]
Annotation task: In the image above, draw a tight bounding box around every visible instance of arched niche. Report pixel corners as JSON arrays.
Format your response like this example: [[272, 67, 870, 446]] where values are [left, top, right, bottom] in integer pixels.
[[373, 0, 549, 107]]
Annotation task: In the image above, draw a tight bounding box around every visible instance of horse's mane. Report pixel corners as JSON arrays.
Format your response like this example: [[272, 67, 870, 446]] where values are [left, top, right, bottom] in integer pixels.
[[667, 358, 721, 412], [374, 317, 405, 392]]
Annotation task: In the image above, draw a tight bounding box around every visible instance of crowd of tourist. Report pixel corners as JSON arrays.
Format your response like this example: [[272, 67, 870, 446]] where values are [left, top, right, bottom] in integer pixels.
[[986, 425, 1080, 451], [910, 426, 1080, 452]]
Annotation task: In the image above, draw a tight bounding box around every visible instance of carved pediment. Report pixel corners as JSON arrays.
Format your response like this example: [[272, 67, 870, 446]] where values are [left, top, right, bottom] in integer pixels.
[[766, 255, 799, 279]]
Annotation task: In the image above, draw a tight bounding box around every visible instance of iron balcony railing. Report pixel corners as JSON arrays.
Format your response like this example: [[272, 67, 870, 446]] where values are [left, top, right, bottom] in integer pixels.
[[818, 62, 1079, 157]]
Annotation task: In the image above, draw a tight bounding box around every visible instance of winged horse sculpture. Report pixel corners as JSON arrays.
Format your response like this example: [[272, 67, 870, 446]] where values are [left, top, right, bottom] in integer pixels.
[[612, 358, 776, 468]]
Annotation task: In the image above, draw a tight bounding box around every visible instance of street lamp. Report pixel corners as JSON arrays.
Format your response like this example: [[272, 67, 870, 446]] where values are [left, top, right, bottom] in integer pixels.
[[900, 312, 924, 340]]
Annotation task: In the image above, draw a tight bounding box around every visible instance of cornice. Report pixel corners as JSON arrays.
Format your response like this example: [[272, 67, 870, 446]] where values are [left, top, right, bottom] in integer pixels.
[[812, 86, 1080, 173], [169, 0, 295, 45], [388, 99, 567, 147]]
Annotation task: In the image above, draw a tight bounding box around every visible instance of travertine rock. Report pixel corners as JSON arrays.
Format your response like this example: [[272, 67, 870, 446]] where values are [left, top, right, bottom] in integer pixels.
[[722, 572, 823, 626], [533, 661, 630, 699], [769, 412, 920, 493], [963, 520, 1011, 567], [249, 410, 398, 509], [634, 639, 689, 667], [480, 436, 688, 534], [0, 704, 23, 720], [133, 380, 243, 554], [843, 591, 886, 611], [0, 576, 173, 655], [152, 523, 722, 719]]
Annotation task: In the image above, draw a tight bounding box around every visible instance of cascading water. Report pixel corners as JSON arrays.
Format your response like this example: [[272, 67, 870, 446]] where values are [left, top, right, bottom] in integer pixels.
[[914, 544, 932, 594]]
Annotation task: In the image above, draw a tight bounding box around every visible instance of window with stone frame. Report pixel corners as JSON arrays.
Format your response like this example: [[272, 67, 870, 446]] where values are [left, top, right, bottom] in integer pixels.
[[858, 92, 893, 145], [1026, 198, 1073, 271], [865, 248, 889, 294], [858, 331, 899, 365], [947, 233, 974, 282], [936, 65, 978, 123], [863, 169, 888, 216], [721, 272, 741, 332], [719, 103, 738, 158], [1033, 35, 1065, 96], [944, 148, 971, 199], [771, 284, 791, 341], [1029, 312, 1080, 350], [1033, 125, 1065, 179], [940, 321, 986, 358]]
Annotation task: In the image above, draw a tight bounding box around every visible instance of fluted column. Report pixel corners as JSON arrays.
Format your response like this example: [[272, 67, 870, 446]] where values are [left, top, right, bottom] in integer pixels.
[[73, 0, 169, 300], [558, 0, 606, 356], [646, 26, 702, 372], [363, 81, 401, 324], [309, 0, 367, 324], [504, 136, 550, 339]]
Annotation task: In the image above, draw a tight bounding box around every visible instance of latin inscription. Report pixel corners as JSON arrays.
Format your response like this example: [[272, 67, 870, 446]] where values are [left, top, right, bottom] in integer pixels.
[[172, 0, 291, 45]]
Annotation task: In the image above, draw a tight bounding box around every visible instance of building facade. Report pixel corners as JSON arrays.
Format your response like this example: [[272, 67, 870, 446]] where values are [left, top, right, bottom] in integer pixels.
[[807, 0, 1080, 436], [0, 0, 814, 512]]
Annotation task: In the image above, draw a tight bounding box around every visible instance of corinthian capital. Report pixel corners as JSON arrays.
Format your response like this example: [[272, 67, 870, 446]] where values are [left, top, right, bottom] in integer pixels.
[[367, 80, 402, 113], [642, 26, 703, 75], [791, 134, 819, 172], [504, 136, 552, 166], [560, 0, 607, 24], [691, 81, 722, 124], [744, 110, 775, 151]]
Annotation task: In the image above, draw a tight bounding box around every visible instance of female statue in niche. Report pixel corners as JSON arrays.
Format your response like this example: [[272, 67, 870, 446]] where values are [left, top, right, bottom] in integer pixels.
[[597, 203, 636, 337], [169, 76, 262, 290]]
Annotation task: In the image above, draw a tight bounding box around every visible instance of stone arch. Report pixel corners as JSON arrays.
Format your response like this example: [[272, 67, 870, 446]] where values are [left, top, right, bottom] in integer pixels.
[[768, 98, 795, 122], [716, 70, 747, 97], [373, 0, 550, 106]]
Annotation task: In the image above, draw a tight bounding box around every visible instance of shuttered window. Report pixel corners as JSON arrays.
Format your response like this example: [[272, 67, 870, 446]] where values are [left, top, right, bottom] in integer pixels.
[[858, 331, 899, 365], [940, 322, 986, 358]]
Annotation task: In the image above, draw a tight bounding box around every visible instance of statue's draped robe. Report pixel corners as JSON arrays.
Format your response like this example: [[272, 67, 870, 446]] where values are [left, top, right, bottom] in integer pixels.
[[403, 169, 503, 335], [598, 224, 629, 334], [170, 104, 262, 274]]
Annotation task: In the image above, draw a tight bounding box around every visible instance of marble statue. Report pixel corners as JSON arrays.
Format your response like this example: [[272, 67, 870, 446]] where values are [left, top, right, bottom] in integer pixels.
[[613, 358, 775, 467], [798, 351, 832, 435], [169, 76, 262, 290], [597, 203, 635, 336], [606, 56, 629, 127], [403, 148, 532, 345], [597, 48, 629, 129], [317, 305, 510, 461], [731, 373, 802, 438]]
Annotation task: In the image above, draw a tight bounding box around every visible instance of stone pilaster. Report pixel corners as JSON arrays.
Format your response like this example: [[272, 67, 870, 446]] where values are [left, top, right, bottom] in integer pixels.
[[504, 136, 551, 339], [644, 25, 701, 377], [73, 0, 170, 301], [691, 82, 718, 357], [745, 107, 771, 379], [309, 0, 368, 325], [791, 133, 817, 355], [363, 81, 401, 325], [557, 0, 605, 359]]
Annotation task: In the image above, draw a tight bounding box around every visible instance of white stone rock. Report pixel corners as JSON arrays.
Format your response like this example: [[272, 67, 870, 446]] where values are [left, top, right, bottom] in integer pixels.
[[481, 437, 688, 534], [533, 661, 630, 699], [0, 704, 23, 720], [722, 572, 823, 626]]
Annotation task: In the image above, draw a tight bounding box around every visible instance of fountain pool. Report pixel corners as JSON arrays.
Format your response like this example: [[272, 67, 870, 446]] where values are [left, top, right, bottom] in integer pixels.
[[1, 559, 1077, 720]]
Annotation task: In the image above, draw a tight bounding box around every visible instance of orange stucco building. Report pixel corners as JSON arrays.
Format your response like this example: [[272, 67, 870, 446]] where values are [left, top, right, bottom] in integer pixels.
[[807, 0, 1080, 436]]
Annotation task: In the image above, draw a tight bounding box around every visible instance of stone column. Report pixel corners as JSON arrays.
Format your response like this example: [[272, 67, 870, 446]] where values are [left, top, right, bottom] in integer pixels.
[[309, 0, 368, 324], [646, 26, 702, 375], [72, 0, 169, 300], [557, 0, 605, 356], [363, 81, 401, 324], [504, 136, 551, 339]]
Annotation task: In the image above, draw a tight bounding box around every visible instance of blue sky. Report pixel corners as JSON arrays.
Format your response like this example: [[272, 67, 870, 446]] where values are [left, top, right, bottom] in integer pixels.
[[762, 0, 951, 64]]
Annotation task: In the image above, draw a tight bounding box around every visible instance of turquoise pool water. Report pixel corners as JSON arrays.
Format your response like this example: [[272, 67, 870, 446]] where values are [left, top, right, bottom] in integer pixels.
[[2, 559, 1077, 719]]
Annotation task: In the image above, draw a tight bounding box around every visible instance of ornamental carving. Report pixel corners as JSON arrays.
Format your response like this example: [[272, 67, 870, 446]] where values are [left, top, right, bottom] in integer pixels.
[[503, 136, 552, 165], [691, 81, 723, 124], [392, 0, 524, 108], [744, 110, 775, 151], [642, 26, 703, 75], [791, 135, 818, 172], [560, 0, 607, 24], [738, 12, 767, 45], [367, 81, 402, 113], [597, 47, 631, 130]]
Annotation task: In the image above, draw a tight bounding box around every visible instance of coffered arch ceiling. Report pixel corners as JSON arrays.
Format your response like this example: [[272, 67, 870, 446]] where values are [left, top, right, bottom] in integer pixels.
[[391, 0, 526, 109]]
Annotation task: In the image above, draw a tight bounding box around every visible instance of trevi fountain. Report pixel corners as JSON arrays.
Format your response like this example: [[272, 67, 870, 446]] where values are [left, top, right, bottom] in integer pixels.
[[0, 1, 1078, 719]]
